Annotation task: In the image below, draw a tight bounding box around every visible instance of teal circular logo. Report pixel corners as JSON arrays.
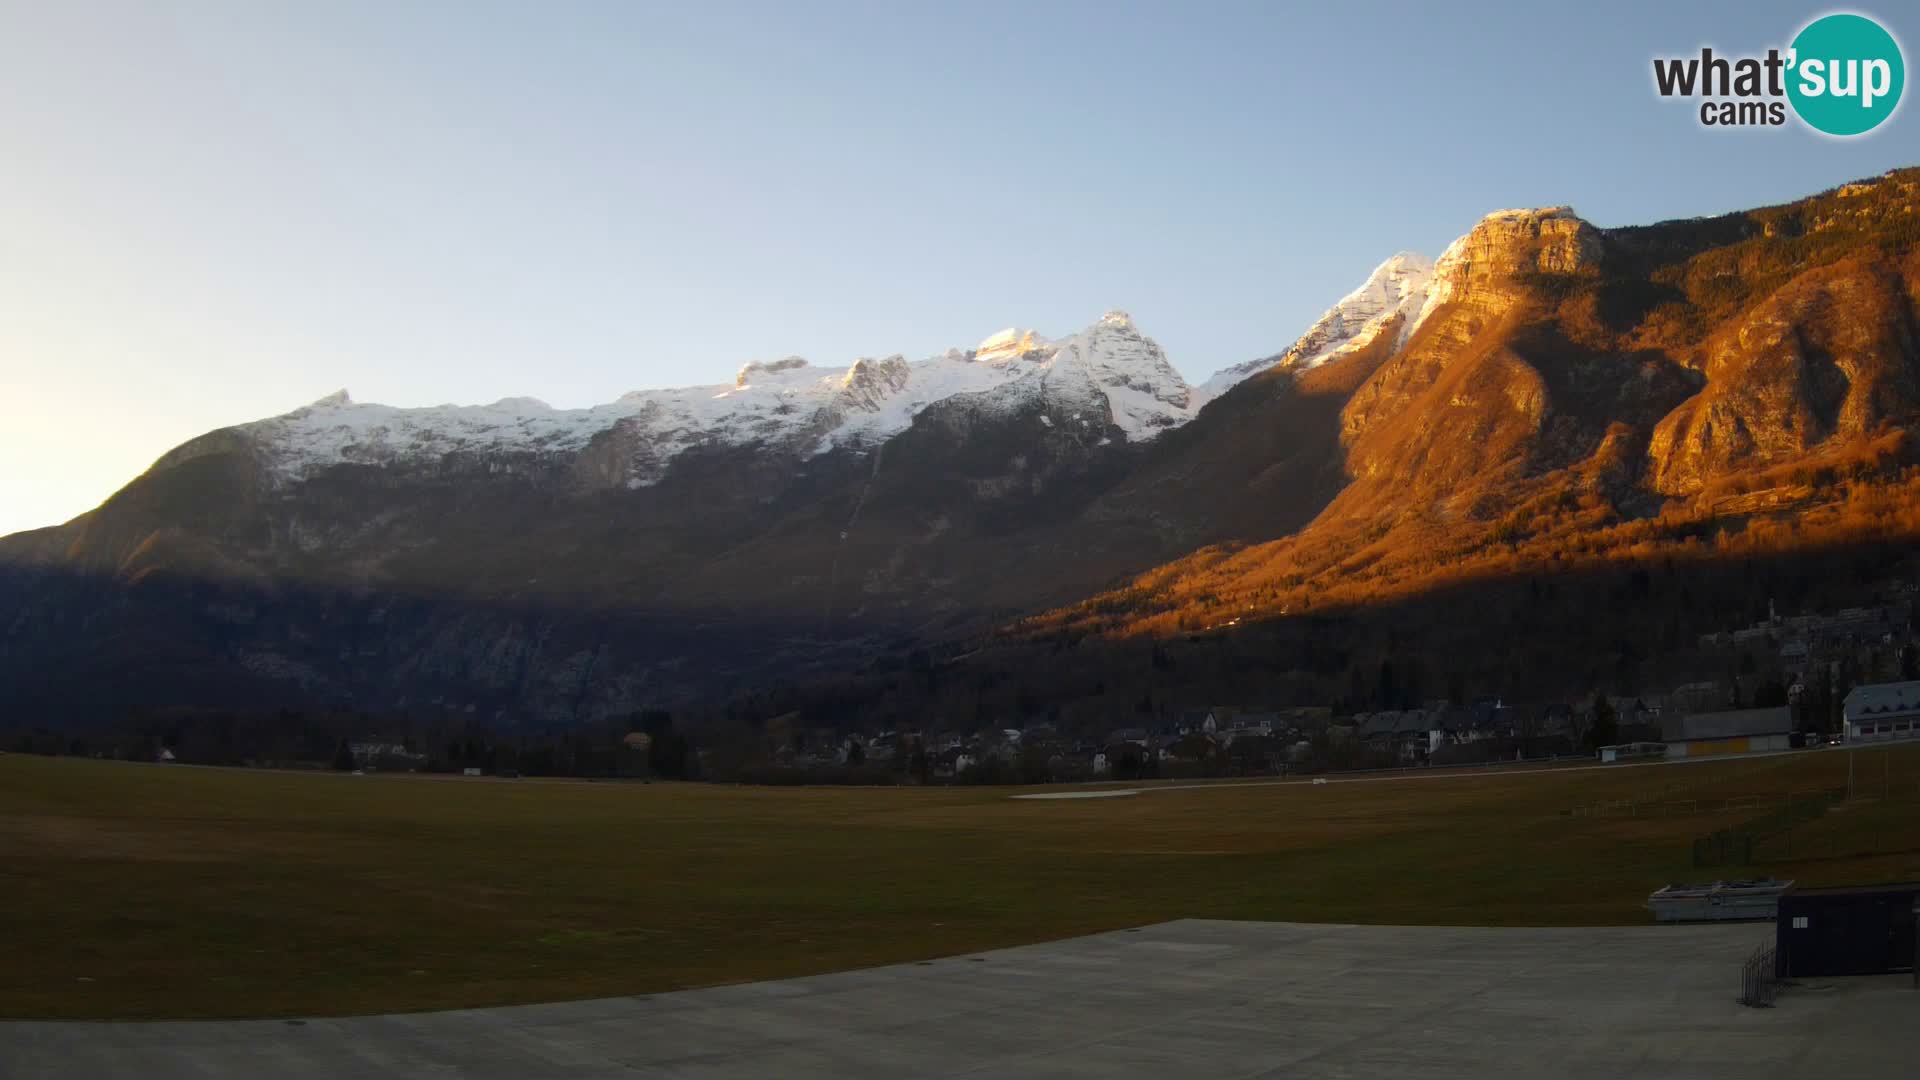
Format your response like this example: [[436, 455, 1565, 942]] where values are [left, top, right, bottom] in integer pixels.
[[1788, 13, 1905, 136]]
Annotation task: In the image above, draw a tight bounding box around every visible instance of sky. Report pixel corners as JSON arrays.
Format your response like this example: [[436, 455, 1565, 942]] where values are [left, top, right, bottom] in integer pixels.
[[1, 1, 1915, 537]]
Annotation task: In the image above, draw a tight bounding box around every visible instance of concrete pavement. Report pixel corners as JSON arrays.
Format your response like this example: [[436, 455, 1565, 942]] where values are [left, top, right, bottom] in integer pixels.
[[4, 920, 1912, 1078]]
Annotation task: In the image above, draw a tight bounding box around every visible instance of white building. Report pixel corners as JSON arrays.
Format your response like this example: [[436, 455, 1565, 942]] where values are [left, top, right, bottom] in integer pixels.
[[1843, 681, 1920, 744]]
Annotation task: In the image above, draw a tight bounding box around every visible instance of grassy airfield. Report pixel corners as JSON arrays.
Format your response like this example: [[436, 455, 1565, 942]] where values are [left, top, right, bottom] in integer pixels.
[[3, 747, 1917, 1019]]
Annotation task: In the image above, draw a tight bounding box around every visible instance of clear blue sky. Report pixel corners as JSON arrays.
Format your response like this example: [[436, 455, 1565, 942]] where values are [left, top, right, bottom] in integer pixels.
[[1, 0, 1914, 536]]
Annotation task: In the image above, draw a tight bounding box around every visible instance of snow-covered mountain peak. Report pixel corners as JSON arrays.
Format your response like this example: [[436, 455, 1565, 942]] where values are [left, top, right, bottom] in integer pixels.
[[975, 328, 1046, 362], [488, 396, 553, 412], [238, 313, 1208, 487], [1044, 312, 1197, 438], [1280, 251, 1435, 367], [1478, 205, 1578, 224], [1198, 251, 1436, 401], [836, 355, 912, 413], [734, 356, 810, 388], [1352, 253, 1433, 309]]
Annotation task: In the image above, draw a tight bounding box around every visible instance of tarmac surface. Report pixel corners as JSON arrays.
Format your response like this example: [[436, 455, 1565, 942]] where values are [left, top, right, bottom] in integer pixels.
[[5, 919, 1913, 1078]]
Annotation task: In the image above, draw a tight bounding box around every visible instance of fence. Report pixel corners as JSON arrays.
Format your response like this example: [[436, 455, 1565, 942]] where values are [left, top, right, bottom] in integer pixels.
[[1690, 788, 1846, 867], [1568, 748, 1920, 821], [1693, 831, 1753, 867], [1576, 790, 1829, 820], [1563, 756, 1808, 819], [1739, 943, 1779, 1007]]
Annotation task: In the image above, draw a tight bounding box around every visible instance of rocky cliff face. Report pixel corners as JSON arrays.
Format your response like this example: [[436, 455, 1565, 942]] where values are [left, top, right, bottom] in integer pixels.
[[1336, 208, 1622, 508], [1648, 250, 1920, 494], [1040, 169, 1920, 638], [1332, 182, 1920, 519]]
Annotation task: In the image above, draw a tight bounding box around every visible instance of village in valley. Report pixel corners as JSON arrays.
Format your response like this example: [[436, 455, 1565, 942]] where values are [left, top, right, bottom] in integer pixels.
[[35, 589, 1920, 788], [744, 591, 1920, 786]]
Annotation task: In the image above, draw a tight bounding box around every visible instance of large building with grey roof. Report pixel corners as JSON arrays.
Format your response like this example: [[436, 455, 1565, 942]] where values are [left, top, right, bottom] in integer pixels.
[[1843, 681, 1920, 744], [1660, 706, 1793, 757]]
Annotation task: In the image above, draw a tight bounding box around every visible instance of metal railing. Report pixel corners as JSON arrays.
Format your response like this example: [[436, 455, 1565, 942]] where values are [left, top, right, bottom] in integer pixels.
[[1739, 943, 1779, 1007], [1692, 788, 1846, 867]]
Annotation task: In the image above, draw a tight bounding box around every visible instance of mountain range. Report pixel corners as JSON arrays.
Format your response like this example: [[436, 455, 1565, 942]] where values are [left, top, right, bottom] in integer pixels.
[[4, 168, 1919, 729]]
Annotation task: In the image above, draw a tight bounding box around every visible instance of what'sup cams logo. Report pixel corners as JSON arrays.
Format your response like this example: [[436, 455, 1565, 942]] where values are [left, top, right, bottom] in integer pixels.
[[1653, 11, 1905, 136]]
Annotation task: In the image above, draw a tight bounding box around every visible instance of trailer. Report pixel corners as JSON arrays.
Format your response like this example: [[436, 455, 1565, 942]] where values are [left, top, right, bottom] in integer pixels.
[[1646, 879, 1793, 922]]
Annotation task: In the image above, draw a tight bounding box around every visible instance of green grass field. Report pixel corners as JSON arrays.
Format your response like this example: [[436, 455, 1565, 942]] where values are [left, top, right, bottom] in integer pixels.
[[4, 748, 1919, 1020]]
